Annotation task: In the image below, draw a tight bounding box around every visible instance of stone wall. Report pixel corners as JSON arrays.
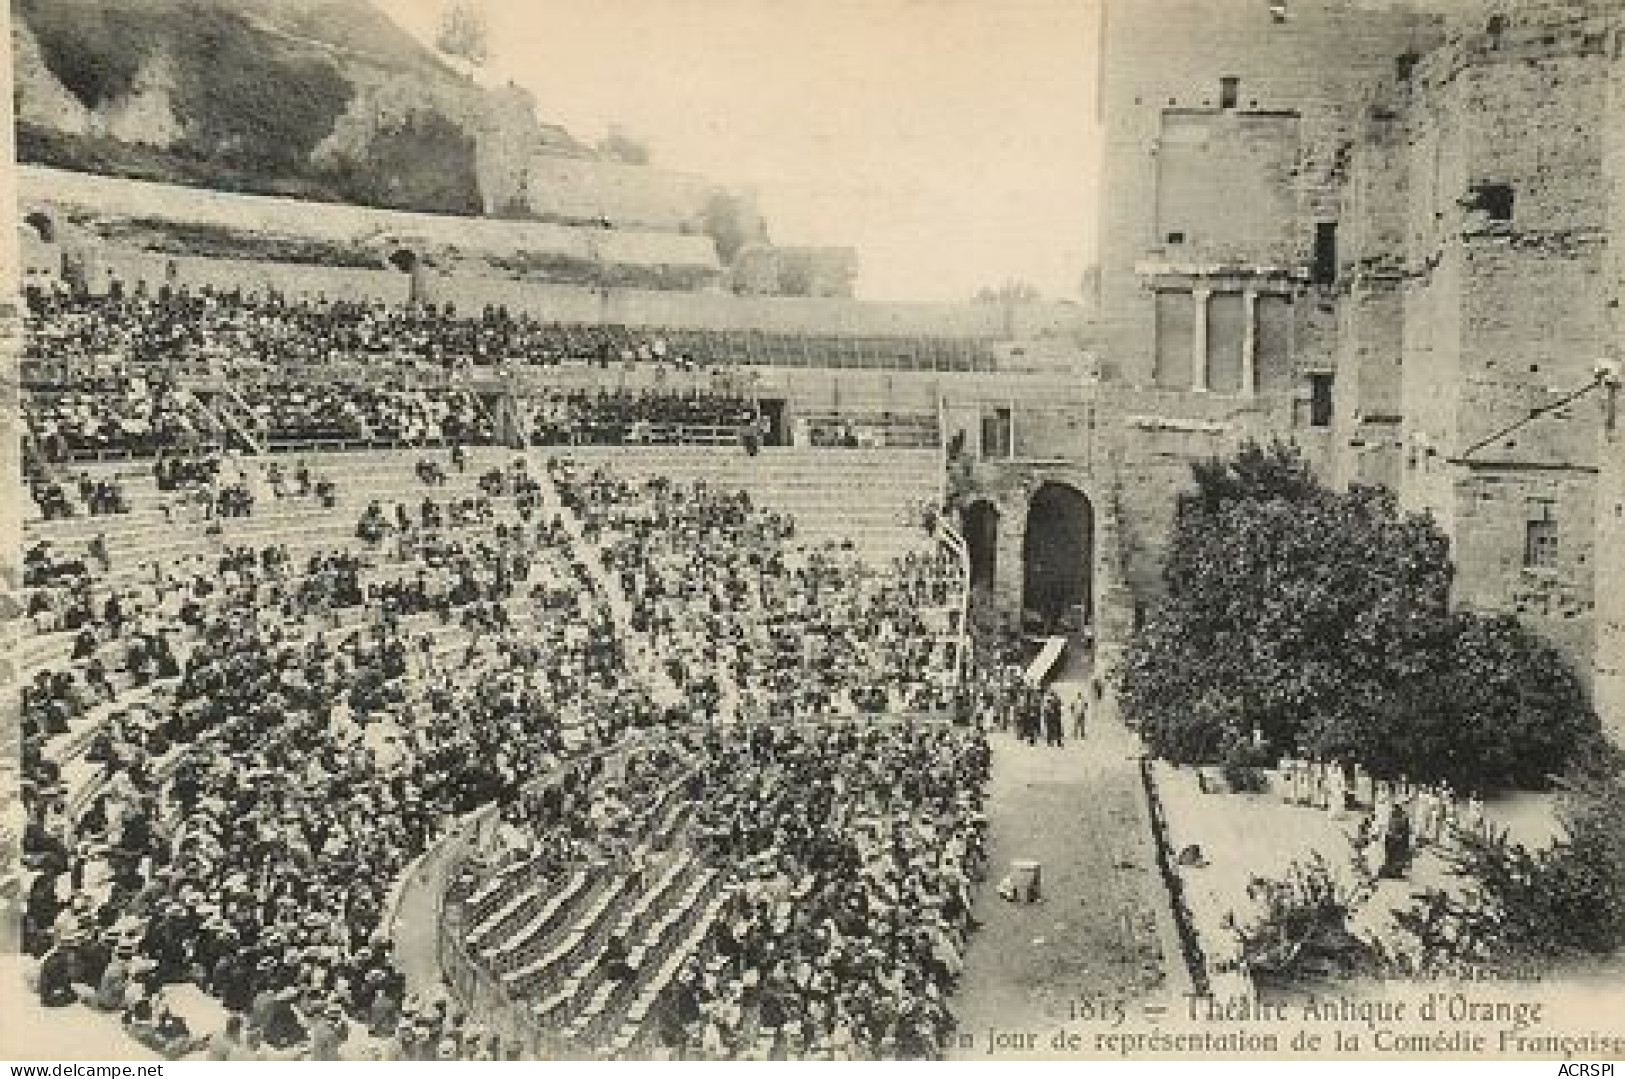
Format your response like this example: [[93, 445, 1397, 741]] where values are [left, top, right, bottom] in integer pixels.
[[1093, 0, 1622, 701], [1450, 462, 1599, 675], [19, 165, 721, 275], [1096, 0, 1440, 391], [2, 0, 24, 954], [1595, 38, 1625, 738], [1596, 401, 1625, 740], [1385, 6, 1618, 677], [516, 153, 719, 232]]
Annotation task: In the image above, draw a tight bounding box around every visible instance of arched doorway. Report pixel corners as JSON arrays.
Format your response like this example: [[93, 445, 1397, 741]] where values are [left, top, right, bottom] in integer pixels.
[[1022, 482, 1093, 633], [961, 500, 999, 593]]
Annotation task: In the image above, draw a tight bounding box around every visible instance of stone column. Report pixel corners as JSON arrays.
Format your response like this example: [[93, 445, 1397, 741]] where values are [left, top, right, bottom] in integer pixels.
[[1191, 287, 1211, 392], [994, 492, 1027, 631], [1241, 289, 1258, 398]]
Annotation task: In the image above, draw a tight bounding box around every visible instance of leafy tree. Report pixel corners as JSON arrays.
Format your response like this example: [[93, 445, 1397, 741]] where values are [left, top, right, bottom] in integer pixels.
[[322, 110, 482, 216], [699, 191, 766, 265], [1119, 441, 1600, 791], [168, 3, 354, 178]]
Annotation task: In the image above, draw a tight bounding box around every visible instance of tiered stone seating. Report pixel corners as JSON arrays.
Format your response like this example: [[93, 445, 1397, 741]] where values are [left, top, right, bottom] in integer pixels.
[[608, 887, 734, 1056], [479, 872, 591, 973], [22, 449, 517, 573], [563, 863, 726, 1048], [21, 433, 970, 1058], [546, 446, 942, 566], [20, 447, 559, 821]]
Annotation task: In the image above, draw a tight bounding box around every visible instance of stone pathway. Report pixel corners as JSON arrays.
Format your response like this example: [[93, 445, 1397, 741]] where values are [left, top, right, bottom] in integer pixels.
[[949, 701, 1174, 1060]]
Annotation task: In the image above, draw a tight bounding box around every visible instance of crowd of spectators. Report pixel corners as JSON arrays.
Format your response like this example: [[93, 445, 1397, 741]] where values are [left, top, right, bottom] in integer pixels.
[[659, 722, 989, 1059], [23, 285, 988, 376], [24, 376, 207, 463], [554, 461, 962, 723], [22, 287, 965, 462], [18, 453, 695, 1059], [525, 390, 759, 446], [26, 465, 131, 521], [18, 434, 982, 1060], [249, 385, 496, 447], [21, 287, 717, 374]]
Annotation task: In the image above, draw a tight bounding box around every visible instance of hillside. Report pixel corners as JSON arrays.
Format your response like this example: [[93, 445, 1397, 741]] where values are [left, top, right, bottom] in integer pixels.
[[11, 0, 581, 215]]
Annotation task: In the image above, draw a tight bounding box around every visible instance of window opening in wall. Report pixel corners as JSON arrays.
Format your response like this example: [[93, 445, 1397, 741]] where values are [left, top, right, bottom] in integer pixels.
[[1524, 516, 1558, 569], [1269, 2, 1288, 24], [1312, 222, 1338, 285], [1308, 373, 1334, 427], [1468, 183, 1515, 222], [1166, 231, 1186, 245], [981, 407, 1013, 459], [1396, 52, 1419, 80], [1220, 77, 1240, 109]]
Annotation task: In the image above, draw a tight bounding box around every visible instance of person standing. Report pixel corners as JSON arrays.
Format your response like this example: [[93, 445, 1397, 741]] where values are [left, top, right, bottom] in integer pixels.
[[1382, 797, 1413, 879], [1042, 692, 1064, 748]]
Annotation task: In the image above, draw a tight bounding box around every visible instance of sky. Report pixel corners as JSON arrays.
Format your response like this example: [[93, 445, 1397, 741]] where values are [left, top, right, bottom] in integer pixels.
[[379, 0, 1104, 302]]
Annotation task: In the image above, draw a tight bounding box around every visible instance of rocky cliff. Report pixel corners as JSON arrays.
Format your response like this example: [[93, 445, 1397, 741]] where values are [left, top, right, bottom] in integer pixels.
[[12, 0, 582, 216]]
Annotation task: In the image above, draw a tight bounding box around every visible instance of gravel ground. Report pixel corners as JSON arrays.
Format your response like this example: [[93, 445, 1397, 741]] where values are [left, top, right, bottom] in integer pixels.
[[948, 715, 1172, 1060]]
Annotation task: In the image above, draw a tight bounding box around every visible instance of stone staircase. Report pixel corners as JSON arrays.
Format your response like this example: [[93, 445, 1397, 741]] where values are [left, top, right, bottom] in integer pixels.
[[529, 464, 685, 707], [451, 771, 733, 1056]]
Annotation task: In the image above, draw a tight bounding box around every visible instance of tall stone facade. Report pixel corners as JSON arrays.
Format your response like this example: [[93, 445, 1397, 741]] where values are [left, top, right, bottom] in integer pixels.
[[964, 0, 1625, 711], [959, 0, 1444, 657], [1359, 1, 1619, 678]]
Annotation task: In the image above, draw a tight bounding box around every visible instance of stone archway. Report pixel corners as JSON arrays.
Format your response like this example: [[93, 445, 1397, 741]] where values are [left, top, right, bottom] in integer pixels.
[[961, 499, 999, 593], [1021, 481, 1094, 633]]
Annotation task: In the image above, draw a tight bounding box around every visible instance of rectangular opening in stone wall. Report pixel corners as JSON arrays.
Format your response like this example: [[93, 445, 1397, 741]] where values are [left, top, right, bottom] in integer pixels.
[[980, 406, 1013, 459], [1524, 517, 1558, 569], [1207, 292, 1246, 394], [1309, 372, 1334, 427], [1166, 231, 1186, 245], [1312, 222, 1338, 285], [1468, 182, 1515, 222], [1255, 294, 1295, 393], [1154, 290, 1195, 389], [1220, 77, 1239, 110]]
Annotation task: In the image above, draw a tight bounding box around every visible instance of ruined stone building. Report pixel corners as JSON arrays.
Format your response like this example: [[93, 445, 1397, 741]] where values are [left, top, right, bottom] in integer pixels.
[[1028, 0, 1625, 738]]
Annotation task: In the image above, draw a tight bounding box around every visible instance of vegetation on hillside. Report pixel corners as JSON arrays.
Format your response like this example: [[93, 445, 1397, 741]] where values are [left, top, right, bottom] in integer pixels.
[[1117, 441, 1603, 792], [15, 0, 483, 214], [321, 110, 483, 216]]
